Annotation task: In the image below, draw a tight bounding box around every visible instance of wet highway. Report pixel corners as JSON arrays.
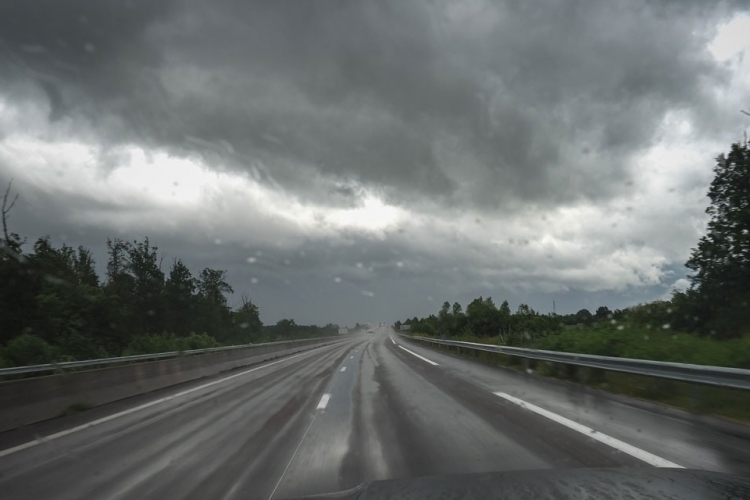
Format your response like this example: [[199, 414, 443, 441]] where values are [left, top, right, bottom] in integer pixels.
[[0, 325, 748, 499]]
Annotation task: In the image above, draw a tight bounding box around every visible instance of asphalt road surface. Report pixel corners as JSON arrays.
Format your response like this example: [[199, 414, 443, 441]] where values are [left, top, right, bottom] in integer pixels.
[[1, 326, 748, 499]]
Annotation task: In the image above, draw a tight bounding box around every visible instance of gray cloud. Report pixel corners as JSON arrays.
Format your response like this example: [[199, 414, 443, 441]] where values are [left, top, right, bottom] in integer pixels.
[[1, 0, 739, 208], [1, 0, 748, 324]]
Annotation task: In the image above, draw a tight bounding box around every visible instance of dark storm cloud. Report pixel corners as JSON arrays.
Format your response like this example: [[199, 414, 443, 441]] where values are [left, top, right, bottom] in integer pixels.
[[1, 0, 741, 211]]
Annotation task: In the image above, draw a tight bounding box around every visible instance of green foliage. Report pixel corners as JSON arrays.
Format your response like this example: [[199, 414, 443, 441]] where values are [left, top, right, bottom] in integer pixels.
[[263, 319, 338, 341], [535, 323, 750, 368], [406, 296, 561, 342], [0, 185, 293, 367], [122, 332, 222, 356], [4, 333, 57, 365], [686, 142, 750, 339], [403, 292, 747, 370], [0, 225, 282, 366]]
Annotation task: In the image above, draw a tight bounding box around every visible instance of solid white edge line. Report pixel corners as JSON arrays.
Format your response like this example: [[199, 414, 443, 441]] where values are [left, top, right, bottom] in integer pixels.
[[493, 392, 684, 468], [340, 366, 347, 372], [398, 345, 439, 366], [0, 346, 328, 459], [390, 337, 396, 345], [316, 393, 331, 410]]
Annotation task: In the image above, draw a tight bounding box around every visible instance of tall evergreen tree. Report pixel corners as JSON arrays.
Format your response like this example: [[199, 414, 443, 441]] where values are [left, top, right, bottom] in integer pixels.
[[686, 141, 750, 337], [164, 259, 196, 336]]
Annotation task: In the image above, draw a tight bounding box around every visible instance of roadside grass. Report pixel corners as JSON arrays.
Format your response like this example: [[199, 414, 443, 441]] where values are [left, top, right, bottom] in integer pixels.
[[408, 329, 750, 423]]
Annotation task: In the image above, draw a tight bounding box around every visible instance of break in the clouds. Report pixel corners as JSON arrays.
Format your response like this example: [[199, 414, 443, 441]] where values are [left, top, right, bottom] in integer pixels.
[[1, 0, 749, 325]]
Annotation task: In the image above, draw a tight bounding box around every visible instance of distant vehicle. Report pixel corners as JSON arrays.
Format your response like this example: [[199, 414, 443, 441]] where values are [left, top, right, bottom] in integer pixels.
[[367, 329, 374, 334]]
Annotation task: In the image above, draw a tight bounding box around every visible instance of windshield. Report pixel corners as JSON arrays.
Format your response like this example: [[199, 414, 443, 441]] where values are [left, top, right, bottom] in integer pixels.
[[1, 1, 749, 499]]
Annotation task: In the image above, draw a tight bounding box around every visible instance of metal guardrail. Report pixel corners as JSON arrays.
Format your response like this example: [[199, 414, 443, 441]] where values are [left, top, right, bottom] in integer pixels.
[[0, 337, 339, 377], [400, 335, 750, 390]]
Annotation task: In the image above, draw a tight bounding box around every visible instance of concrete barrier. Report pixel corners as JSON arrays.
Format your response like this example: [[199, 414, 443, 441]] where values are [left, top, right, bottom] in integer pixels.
[[0, 337, 345, 433]]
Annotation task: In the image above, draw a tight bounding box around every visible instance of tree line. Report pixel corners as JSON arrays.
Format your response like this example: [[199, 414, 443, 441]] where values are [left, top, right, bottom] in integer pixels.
[[400, 141, 750, 351], [397, 297, 561, 343], [0, 185, 337, 367]]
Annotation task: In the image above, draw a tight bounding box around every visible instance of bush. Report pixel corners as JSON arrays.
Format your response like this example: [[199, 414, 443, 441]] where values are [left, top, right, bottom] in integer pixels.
[[59, 333, 109, 361], [4, 333, 57, 365], [181, 332, 221, 350], [122, 332, 221, 356], [533, 323, 750, 369]]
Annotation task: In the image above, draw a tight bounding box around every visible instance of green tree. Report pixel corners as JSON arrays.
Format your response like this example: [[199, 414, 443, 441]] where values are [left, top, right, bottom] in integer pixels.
[[232, 293, 263, 343], [575, 308, 593, 325], [595, 306, 611, 320], [498, 300, 511, 335], [105, 238, 132, 295], [163, 259, 196, 336], [127, 238, 165, 334], [197, 268, 233, 307], [438, 301, 451, 336], [27, 237, 111, 354], [5, 333, 56, 365], [1, 180, 26, 255], [686, 141, 750, 338], [466, 296, 499, 337], [195, 268, 233, 340], [74, 246, 99, 287]]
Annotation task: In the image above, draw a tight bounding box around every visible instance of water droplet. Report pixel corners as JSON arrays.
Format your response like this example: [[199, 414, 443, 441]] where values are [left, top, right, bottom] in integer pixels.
[[356, 262, 363, 268], [214, 238, 222, 245], [283, 259, 291, 265], [644, 335, 650, 340], [617, 325, 624, 330], [246, 257, 256, 263], [334, 277, 342, 283], [661, 323, 670, 329], [147, 309, 155, 317], [361, 290, 375, 297], [251, 277, 258, 284], [240, 322, 249, 329], [84, 42, 96, 53], [396, 261, 404, 268], [255, 250, 263, 257], [427, 296, 434, 301]]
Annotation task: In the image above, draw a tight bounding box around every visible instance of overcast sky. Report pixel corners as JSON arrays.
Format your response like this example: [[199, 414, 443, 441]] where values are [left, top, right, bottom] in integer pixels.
[[1, 1, 749, 326]]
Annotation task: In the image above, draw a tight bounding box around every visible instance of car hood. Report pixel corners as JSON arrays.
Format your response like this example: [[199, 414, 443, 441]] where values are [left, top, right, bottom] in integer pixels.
[[281, 467, 750, 500]]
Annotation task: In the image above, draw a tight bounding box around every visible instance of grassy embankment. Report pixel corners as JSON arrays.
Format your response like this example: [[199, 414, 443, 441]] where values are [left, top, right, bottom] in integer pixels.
[[413, 324, 750, 422]]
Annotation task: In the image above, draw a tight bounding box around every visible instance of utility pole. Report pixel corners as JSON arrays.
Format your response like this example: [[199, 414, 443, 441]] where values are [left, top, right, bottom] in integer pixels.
[[553, 300, 556, 315]]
